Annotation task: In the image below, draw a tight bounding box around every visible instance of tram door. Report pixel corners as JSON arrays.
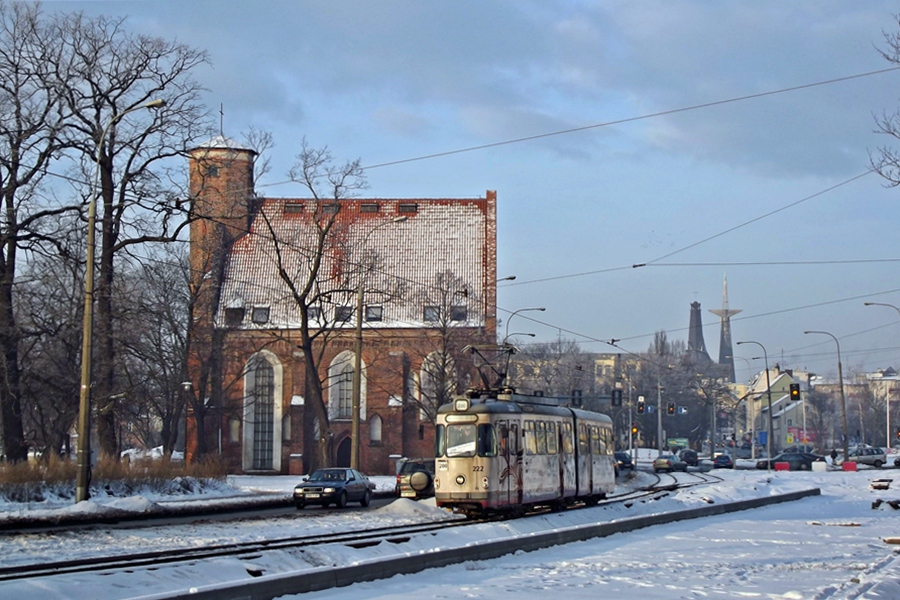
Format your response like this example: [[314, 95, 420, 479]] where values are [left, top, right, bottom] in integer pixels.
[[497, 421, 516, 506]]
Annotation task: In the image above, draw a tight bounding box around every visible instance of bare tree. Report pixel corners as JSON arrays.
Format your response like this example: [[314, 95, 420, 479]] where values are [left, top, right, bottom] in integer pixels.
[[0, 1, 81, 461], [59, 11, 211, 457], [872, 15, 900, 185], [260, 139, 368, 470], [402, 271, 481, 423], [115, 244, 190, 454], [510, 337, 589, 400], [16, 216, 84, 457]]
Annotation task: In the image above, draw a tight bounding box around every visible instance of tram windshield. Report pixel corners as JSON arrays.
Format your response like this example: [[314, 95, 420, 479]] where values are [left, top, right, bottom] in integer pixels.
[[446, 424, 476, 457], [440, 423, 498, 458]]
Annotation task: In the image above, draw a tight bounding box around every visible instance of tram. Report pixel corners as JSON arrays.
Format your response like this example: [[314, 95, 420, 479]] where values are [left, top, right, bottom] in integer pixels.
[[434, 389, 615, 515]]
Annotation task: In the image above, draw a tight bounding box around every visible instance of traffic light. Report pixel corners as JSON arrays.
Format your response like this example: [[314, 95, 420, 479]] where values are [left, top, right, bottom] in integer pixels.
[[667, 402, 675, 415], [637, 396, 645, 414], [789, 383, 800, 400], [631, 423, 638, 435], [611, 389, 622, 406], [896, 427, 900, 440]]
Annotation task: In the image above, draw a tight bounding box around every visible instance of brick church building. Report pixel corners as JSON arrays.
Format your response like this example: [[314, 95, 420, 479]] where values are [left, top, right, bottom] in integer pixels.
[[185, 136, 497, 475]]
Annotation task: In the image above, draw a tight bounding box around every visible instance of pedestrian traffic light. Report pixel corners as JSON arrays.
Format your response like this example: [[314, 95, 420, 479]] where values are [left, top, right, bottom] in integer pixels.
[[667, 402, 675, 415], [637, 396, 645, 414], [789, 383, 800, 400], [611, 389, 623, 406]]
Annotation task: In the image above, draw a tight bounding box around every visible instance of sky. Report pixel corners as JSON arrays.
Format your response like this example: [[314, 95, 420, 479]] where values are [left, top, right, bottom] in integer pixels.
[[42, 1, 900, 381], [3, 457, 900, 598]]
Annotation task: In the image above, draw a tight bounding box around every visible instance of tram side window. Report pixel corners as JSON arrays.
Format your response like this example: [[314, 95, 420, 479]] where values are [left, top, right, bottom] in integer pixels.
[[524, 420, 537, 455], [562, 422, 574, 454], [478, 423, 498, 457], [578, 424, 589, 456], [591, 425, 601, 455], [546, 421, 558, 455], [534, 421, 546, 454], [446, 424, 477, 457], [602, 426, 612, 455], [435, 424, 446, 457]]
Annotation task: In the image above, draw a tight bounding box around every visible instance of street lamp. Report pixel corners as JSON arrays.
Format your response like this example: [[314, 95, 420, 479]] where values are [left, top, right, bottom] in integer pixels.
[[736, 340, 775, 469], [350, 215, 407, 470], [804, 330, 849, 463], [76, 98, 166, 503], [864, 302, 900, 447], [503, 307, 545, 343]]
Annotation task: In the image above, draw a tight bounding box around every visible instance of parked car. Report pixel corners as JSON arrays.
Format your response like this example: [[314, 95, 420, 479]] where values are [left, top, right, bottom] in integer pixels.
[[678, 449, 699, 466], [756, 452, 825, 471], [615, 451, 635, 475], [839, 447, 887, 468], [293, 468, 376, 509], [712, 453, 734, 469], [396, 458, 435, 499], [653, 453, 688, 473]]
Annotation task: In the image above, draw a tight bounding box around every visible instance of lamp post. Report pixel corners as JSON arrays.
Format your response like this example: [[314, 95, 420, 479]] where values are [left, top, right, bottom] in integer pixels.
[[503, 307, 545, 343], [76, 99, 166, 503], [350, 215, 407, 471], [864, 302, 900, 448], [736, 340, 774, 469], [804, 330, 849, 463]]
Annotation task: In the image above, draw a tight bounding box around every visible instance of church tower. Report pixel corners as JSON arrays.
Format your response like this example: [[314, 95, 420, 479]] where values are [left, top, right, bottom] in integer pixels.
[[186, 136, 257, 461], [709, 275, 742, 383]]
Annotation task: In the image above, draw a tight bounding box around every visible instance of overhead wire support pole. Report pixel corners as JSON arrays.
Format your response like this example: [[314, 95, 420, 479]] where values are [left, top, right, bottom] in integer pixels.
[[804, 330, 850, 464], [76, 99, 166, 504], [350, 216, 407, 471], [736, 340, 774, 471]]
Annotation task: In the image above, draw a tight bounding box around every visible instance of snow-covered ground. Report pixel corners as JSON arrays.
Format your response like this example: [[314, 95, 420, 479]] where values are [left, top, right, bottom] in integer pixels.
[[2, 454, 900, 599]]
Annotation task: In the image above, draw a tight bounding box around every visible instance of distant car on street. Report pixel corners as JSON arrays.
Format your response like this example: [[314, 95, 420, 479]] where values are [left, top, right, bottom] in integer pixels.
[[293, 468, 376, 509], [678, 449, 699, 466], [756, 452, 825, 471], [653, 453, 688, 473], [712, 453, 734, 469], [615, 451, 634, 475], [839, 447, 887, 468]]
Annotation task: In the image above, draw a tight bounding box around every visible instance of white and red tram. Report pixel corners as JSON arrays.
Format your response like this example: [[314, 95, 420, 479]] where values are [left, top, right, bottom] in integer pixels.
[[434, 391, 615, 515]]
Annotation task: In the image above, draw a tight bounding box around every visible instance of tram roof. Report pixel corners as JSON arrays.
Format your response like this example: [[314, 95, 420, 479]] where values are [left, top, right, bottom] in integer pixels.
[[438, 394, 613, 424]]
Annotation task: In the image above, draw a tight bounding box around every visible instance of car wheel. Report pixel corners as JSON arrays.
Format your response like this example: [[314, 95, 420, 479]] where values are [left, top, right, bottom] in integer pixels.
[[800, 462, 810, 471], [336, 491, 348, 509], [295, 502, 305, 510], [360, 489, 371, 507], [874, 460, 883, 468]]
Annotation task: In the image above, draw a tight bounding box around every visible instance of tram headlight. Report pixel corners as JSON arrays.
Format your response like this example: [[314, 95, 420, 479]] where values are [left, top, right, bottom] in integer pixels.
[[482, 477, 488, 489], [434, 477, 440, 489], [455, 474, 466, 486]]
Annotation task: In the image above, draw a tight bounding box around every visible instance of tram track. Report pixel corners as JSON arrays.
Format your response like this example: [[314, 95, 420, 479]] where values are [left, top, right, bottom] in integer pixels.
[[0, 472, 733, 585]]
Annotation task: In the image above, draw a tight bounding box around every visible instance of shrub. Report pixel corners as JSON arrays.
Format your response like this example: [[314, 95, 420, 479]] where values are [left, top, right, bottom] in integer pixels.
[[0, 453, 229, 503]]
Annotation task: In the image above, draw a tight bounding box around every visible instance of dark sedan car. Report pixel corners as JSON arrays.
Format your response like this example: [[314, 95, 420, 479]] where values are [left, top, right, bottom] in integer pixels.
[[756, 452, 825, 471], [678, 449, 699, 466], [293, 468, 376, 509]]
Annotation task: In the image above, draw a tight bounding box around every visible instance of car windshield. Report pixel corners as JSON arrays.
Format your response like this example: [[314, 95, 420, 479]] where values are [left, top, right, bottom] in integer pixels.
[[308, 470, 346, 482]]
